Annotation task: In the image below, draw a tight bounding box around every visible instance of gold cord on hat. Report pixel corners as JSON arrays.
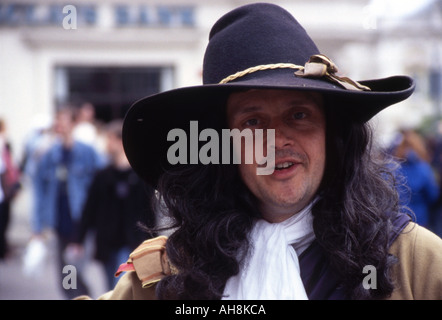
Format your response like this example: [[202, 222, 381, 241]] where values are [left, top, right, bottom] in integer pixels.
[[219, 63, 304, 84], [219, 54, 371, 91]]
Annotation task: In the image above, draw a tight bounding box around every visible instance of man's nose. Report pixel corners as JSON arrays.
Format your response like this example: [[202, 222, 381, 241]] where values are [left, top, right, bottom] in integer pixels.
[[273, 122, 293, 149]]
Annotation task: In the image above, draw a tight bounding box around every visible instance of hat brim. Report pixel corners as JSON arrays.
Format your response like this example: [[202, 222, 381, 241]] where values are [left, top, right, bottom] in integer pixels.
[[123, 71, 414, 186]]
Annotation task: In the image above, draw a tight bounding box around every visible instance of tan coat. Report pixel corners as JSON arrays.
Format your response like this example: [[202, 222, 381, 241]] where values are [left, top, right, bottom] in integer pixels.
[[78, 222, 442, 300], [388, 223, 442, 299]]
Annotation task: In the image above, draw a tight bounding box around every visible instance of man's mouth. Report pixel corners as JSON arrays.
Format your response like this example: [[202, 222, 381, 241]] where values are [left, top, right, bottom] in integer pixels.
[[274, 161, 295, 171]]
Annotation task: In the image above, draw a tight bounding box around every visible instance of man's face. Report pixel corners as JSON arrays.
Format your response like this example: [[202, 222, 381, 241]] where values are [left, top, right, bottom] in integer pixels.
[[226, 89, 326, 222], [106, 132, 122, 159], [54, 111, 74, 137]]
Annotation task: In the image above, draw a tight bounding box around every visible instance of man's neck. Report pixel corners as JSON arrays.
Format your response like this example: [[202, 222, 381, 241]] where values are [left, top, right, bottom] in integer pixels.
[[260, 199, 312, 223], [113, 153, 131, 170], [61, 134, 74, 149]]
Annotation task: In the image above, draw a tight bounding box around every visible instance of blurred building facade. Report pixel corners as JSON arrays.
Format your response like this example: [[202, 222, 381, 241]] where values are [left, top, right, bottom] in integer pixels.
[[0, 0, 441, 159]]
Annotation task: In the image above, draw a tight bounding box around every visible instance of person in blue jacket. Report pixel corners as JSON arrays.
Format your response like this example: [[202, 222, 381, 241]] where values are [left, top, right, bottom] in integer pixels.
[[33, 106, 104, 299], [393, 129, 440, 228]]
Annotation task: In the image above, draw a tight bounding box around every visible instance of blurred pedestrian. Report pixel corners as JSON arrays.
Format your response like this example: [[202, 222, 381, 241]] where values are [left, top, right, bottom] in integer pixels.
[[72, 102, 107, 165], [72, 102, 100, 147], [21, 114, 54, 179], [33, 106, 103, 299], [70, 119, 156, 290], [0, 118, 21, 259], [0, 146, 6, 260], [20, 114, 55, 232], [427, 123, 442, 236], [393, 129, 440, 228]]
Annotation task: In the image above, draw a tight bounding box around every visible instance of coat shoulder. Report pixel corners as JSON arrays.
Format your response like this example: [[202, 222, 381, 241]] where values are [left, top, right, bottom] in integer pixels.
[[388, 222, 442, 300]]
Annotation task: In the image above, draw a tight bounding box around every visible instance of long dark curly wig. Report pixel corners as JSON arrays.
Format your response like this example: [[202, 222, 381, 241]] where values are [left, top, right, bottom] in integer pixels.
[[151, 95, 404, 300]]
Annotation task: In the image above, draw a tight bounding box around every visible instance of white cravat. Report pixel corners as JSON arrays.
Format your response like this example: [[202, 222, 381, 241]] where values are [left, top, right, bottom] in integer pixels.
[[222, 202, 315, 300]]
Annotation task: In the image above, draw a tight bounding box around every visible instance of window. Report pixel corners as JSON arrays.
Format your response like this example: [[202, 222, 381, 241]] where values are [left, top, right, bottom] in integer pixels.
[[54, 66, 173, 122]]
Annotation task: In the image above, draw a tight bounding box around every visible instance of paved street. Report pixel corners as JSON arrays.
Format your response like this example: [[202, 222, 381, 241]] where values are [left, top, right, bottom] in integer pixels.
[[0, 184, 108, 300]]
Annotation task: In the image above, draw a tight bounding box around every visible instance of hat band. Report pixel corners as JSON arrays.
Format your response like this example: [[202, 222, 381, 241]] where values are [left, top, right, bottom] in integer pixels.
[[219, 63, 304, 84], [219, 54, 371, 92]]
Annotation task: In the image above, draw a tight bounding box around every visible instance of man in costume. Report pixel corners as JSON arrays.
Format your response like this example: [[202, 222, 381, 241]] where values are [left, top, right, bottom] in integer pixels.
[[95, 3, 442, 300]]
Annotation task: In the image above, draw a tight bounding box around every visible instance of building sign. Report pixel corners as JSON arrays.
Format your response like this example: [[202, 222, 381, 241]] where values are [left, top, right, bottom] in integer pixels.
[[0, 3, 195, 28], [115, 5, 194, 27]]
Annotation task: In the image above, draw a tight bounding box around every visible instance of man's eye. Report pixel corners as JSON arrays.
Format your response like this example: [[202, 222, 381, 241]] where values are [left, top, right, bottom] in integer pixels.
[[245, 118, 259, 126], [293, 112, 306, 120]]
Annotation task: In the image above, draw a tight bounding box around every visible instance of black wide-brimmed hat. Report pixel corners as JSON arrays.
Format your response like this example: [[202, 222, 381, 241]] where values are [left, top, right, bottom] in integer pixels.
[[123, 2, 414, 186]]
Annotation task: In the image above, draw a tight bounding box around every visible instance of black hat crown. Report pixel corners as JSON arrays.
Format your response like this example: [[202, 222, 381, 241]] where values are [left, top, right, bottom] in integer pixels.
[[203, 3, 319, 85]]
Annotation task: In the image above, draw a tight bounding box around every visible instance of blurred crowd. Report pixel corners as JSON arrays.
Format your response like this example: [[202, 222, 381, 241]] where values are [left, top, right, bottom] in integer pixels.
[[1, 103, 442, 298], [0, 102, 158, 299], [387, 127, 442, 235]]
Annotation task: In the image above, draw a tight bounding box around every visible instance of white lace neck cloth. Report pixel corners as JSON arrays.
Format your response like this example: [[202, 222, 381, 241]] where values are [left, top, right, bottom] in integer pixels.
[[222, 202, 315, 300]]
